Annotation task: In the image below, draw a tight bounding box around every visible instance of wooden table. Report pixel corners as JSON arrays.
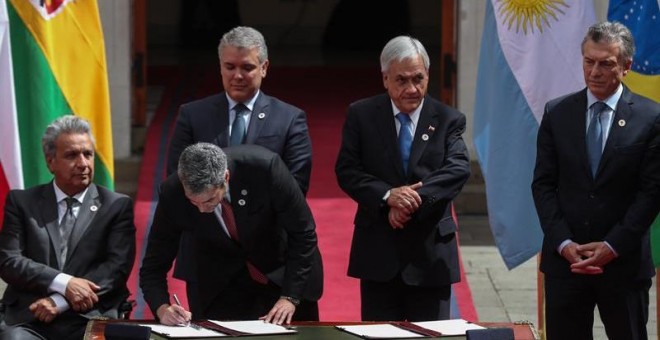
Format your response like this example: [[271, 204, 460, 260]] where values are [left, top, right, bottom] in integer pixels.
[[85, 319, 539, 340]]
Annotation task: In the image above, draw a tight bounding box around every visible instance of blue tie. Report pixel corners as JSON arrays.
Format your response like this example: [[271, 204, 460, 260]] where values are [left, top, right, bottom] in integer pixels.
[[396, 113, 413, 173], [230, 104, 248, 146], [587, 101, 607, 176]]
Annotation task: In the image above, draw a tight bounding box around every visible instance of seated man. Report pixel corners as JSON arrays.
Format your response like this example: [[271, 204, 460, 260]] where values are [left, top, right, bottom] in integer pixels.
[[0, 115, 137, 340], [140, 143, 323, 325]]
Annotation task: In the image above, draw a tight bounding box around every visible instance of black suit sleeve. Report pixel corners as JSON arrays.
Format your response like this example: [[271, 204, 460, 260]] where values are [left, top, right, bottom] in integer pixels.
[[139, 179, 184, 316]]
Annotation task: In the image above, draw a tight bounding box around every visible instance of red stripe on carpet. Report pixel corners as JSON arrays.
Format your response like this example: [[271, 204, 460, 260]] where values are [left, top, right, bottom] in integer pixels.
[[129, 65, 477, 321]]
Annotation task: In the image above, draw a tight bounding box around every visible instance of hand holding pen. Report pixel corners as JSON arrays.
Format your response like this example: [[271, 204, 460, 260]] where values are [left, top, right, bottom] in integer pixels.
[[156, 293, 192, 326]]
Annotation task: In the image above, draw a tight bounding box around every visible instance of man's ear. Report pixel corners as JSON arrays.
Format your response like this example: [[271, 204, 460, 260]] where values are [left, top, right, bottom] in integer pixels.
[[45, 156, 55, 174], [225, 169, 230, 183]]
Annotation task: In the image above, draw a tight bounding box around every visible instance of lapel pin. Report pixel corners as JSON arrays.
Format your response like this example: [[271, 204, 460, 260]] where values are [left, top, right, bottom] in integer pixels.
[[238, 199, 246, 206], [618, 119, 625, 127], [90, 205, 98, 212], [241, 189, 248, 196], [258, 113, 266, 119], [421, 134, 429, 141], [428, 125, 435, 132]]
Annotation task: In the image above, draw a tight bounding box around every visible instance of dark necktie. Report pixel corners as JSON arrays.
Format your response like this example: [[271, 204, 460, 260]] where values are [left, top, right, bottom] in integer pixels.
[[587, 101, 607, 177], [230, 104, 248, 146], [220, 199, 269, 284], [396, 113, 413, 174], [59, 197, 77, 266]]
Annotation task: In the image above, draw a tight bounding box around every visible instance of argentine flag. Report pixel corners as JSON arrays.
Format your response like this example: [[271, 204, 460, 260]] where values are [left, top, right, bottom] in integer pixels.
[[474, 0, 596, 269]]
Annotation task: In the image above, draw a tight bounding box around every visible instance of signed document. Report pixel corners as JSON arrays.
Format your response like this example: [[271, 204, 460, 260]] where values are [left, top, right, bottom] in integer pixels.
[[139, 323, 225, 338], [208, 320, 297, 335], [336, 319, 486, 338], [139, 320, 296, 338]]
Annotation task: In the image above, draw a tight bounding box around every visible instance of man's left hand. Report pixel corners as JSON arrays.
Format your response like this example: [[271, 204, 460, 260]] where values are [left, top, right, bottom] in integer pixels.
[[570, 241, 617, 274], [29, 297, 59, 323], [260, 298, 296, 325]]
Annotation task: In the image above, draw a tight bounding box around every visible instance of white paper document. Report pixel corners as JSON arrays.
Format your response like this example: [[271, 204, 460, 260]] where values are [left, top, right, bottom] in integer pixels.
[[139, 323, 226, 338], [336, 324, 425, 338], [209, 320, 297, 335], [336, 319, 487, 338]]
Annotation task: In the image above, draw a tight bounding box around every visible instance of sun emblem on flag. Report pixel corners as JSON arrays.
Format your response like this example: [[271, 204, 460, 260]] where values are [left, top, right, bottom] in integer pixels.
[[29, 0, 74, 20], [497, 0, 569, 34]]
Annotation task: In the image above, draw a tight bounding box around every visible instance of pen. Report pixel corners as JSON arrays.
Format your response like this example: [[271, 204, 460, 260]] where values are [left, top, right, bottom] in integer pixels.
[[172, 294, 193, 327], [173, 294, 182, 307]]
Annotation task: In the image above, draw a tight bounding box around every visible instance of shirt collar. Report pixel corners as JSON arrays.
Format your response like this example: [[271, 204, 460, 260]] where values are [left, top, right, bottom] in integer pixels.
[[53, 182, 88, 204], [227, 90, 260, 112], [587, 84, 623, 111], [391, 99, 424, 122]]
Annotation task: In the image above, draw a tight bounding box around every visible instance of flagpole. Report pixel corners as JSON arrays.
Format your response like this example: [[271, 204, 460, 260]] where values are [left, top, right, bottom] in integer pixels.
[[537, 253, 545, 340]]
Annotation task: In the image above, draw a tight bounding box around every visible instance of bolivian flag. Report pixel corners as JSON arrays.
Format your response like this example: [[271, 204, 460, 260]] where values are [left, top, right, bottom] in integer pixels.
[[3, 0, 113, 199], [608, 0, 660, 265]]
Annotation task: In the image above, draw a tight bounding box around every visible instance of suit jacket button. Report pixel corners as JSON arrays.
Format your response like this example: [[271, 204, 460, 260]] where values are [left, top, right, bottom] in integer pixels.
[[588, 193, 595, 199]]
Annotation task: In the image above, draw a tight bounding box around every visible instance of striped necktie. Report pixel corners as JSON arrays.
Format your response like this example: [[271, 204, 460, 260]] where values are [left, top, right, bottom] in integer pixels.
[[587, 101, 607, 177], [396, 113, 413, 174]]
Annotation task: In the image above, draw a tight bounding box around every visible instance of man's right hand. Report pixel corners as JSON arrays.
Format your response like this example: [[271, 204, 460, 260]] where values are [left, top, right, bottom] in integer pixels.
[[65, 277, 100, 312], [386, 182, 423, 215], [157, 304, 192, 326]]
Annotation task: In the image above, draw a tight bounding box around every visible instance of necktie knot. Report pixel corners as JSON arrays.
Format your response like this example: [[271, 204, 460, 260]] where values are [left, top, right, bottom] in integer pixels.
[[396, 112, 412, 125], [64, 197, 77, 210], [591, 101, 607, 117]]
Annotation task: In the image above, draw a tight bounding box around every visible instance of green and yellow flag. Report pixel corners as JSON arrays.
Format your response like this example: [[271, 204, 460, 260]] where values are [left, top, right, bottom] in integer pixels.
[[7, 0, 113, 189], [608, 0, 660, 265]]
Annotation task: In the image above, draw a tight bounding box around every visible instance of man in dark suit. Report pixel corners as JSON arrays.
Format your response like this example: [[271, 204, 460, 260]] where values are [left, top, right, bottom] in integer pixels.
[[335, 35, 470, 321], [532, 21, 660, 340], [140, 143, 323, 325], [0, 116, 136, 340], [165, 26, 313, 316]]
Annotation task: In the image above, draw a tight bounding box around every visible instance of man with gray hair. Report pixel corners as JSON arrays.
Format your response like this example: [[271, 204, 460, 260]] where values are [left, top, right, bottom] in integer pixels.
[[335, 35, 470, 321], [140, 143, 322, 325], [0, 115, 136, 340], [533, 21, 660, 339], [165, 25, 313, 316]]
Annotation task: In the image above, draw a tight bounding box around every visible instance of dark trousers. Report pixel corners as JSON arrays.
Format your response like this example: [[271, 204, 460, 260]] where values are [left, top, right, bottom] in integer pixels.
[[545, 275, 651, 340], [204, 268, 318, 321], [0, 313, 87, 340], [360, 274, 451, 321]]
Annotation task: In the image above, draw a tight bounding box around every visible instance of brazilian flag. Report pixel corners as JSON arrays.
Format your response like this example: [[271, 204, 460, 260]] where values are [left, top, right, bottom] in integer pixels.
[[608, 0, 660, 265]]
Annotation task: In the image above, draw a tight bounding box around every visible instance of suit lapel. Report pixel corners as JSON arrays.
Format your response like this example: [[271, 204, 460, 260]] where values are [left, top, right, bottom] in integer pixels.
[[245, 92, 268, 144], [598, 88, 634, 173], [375, 97, 406, 178], [212, 95, 231, 147], [568, 92, 593, 178], [409, 100, 437, 174], [66, 184, 100, 262], [41, 184, 65, 269]]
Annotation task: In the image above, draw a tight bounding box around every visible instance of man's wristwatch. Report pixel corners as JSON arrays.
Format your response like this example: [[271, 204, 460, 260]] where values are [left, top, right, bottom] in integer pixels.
[[280, 296, 300, 306]]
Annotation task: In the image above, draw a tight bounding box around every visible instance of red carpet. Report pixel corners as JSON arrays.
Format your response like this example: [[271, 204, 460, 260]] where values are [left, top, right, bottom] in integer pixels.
[[126, 64, 477, 321]]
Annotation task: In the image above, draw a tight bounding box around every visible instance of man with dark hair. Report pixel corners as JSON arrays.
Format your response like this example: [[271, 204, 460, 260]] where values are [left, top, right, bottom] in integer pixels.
[[166, 26, 313, 316], [140, 143, 322, 325], [533, 21, 660, 339], [0, 115, 136, 340]]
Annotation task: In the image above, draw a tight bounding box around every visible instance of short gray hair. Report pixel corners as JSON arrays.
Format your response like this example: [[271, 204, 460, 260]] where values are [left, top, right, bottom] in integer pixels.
[[178, 143, 227, 194], [582, 21, 635, 63], [218, 26, 268, 64], [380, 35, 430, 73], [42, 115, 95, 158]]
